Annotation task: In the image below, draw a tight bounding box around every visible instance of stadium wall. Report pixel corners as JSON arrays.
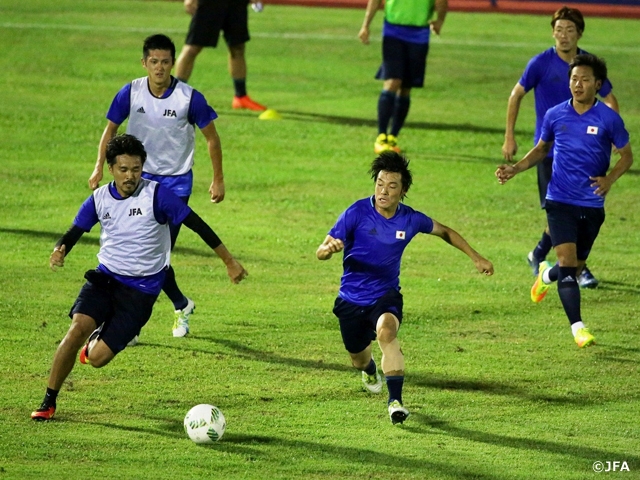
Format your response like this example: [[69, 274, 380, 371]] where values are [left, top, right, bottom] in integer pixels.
[[265, 0, 640, 19]]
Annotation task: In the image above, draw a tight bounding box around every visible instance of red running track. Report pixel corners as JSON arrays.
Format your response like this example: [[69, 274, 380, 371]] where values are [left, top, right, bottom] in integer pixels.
[[265, 0, 640, 19]]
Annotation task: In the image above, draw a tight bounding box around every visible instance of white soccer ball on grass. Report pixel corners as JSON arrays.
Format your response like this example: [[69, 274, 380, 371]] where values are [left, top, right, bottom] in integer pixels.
[[183, 404, 226, 443]]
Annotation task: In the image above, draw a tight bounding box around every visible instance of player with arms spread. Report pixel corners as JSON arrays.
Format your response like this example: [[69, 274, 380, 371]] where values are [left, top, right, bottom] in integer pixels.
[[318, 151, 493, 424]]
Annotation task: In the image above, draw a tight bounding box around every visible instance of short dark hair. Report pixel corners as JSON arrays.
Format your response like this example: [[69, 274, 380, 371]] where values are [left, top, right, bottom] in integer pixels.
[[106, 134, 147, 166], [369, 151, 413, 199], [551, 6, 585, 34], [569, 53, 608, 86], [143, 34, 176, 60]]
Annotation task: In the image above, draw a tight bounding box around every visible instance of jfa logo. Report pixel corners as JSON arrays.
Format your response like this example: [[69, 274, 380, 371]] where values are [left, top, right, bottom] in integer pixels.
[[163, 109, 177, 117], [129, 208, 142, 216], [593, 461, 630, 472]]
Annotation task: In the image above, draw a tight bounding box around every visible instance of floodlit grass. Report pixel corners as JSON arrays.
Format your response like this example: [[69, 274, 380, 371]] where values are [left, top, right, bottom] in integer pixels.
[[1, 1, 639, 478]]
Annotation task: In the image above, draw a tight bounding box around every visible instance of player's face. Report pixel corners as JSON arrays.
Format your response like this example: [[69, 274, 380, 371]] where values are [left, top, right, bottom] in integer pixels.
[[374, 171, 406, 217], [553, 19, 581, 53], [142, 49, 174, 88], [570, 65, 601, 105], [109, 154, 143, 198]]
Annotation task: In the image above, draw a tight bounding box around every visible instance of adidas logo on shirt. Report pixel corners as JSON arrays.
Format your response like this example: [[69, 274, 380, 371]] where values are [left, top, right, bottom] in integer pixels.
[[102, 212, 111, 220], [368, 228, 378, 235], [136, 107, 146, 114]]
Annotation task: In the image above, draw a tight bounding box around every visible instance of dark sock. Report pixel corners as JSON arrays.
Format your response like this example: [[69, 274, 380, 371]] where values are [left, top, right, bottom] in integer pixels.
[[364, 358, 377, 376], [557, 267, 582, 324], [43, 388, 59, 408], [386, 375, 404, 405], [390, 95, 410, 137], [548, 263, 559, 282], [233, 78, 247, 98], [163, 266, 188, 310], [377, 90, 396, 135], [533, 231, 553, 259]]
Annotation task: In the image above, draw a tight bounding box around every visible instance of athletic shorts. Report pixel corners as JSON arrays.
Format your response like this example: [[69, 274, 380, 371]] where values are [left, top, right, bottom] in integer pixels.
[[185, 0, 250, 48], [545, 200, 605, 261], [332, 289, 403, 354], [536, 156, 553, 209], [375, 36, 430, 88], [69, 270, 158, 355]]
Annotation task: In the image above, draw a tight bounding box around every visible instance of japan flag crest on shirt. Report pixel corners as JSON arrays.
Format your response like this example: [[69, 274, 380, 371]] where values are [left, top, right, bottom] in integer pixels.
[[587, 126, 599, 135], [396, 231, 406, 239]]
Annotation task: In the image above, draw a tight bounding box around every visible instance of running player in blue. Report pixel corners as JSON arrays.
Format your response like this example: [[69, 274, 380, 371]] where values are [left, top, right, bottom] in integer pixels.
[[89, 34, 224, 338], [496, 54, 633, 349], [32, 134, 247, 421], [359, 0, 448, 154], [317, 152, 494, 424], [502, 6, 619, 288]]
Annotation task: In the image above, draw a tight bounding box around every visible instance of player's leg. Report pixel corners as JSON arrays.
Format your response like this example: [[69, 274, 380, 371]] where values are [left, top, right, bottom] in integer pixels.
[[177, 0, 224, 82], [528, 157, 554, 275], [176, 45, 204, 82], [374, 36, 404, 153], [225, 4, 266, 111], [32, 276, 112, 420], [333, 297, 381, 393]]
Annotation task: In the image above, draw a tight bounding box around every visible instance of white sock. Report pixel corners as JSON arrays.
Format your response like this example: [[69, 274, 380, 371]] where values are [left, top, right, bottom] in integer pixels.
[[542, 267, 553, 284], [571, 321, 586, 336]]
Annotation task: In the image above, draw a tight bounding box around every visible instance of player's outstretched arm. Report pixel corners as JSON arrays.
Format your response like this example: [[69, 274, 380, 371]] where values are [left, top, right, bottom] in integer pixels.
[[49, 224, 86, 271], [429, 0, 448, 35], [201, 121, 225, 204], [496, 138, 551, 184], [182, 211, 247, 283], [317, 235, 344, 260], [430, 221, 494, 276], [90, 121, 120, 190]]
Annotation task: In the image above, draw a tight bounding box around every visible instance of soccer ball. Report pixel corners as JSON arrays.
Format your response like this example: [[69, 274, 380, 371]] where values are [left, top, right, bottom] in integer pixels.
[[183, 404, 226, 443]]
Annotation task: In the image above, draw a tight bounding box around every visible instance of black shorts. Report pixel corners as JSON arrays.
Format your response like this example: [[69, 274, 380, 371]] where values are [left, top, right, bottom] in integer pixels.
[[545, 200, 605, 261], [375, 36, 429, 88], [70, 270, 158, 355], [332, 289, 403, 354], [185, 0, 250, 48], [536, 156, 553, 209]]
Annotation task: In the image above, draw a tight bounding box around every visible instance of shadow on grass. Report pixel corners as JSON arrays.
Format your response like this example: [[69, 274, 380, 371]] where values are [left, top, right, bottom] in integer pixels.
[[407, 412, 640, 465], [233, 109, 530, 137], [0, 227, 212, 258], [593, 280, 640, 294]]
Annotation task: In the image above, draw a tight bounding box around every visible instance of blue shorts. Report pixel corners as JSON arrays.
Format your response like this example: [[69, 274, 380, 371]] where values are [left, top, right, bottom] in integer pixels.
[[70, 270, 158, 355], [545, 200, 605, 261], [376, 36, 429, 88], [332, 289, 403, 354]]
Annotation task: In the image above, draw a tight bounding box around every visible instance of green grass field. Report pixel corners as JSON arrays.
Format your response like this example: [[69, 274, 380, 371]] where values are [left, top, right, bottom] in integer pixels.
[[1, 1, 639, 478]]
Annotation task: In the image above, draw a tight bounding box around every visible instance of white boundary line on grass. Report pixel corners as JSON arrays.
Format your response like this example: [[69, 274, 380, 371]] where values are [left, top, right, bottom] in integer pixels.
[[2, 22, 640, 53]]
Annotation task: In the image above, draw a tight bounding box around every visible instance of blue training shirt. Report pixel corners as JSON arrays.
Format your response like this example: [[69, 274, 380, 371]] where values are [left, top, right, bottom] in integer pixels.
[[383, 19, 431, 44], [329, 196, 434, 306], [73, 181, 192, 294], [519, 47, 613, 149], [106, 77, 217, 197], [541, 99, 629, 208]]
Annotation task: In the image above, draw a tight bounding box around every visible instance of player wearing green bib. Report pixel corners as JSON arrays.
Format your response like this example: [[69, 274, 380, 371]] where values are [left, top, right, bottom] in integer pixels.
[[359, 0, 447, 154]]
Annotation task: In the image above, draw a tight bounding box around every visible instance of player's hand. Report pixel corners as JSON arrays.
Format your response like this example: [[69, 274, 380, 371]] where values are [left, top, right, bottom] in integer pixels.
[[474, 257, 494, 276], [184, 0, 197, 15], [590, 175, 614, 197], [358, 27, 370, 45], [495, 164, 517, 184], [50, 245, 66, 271], [226, 259, 248, 284], [209, 180, 226, 204], [88, 168, 103, 190], [317, 237, 344, 260], [429, 19, 444, 35], [502, 137, 518, 163]]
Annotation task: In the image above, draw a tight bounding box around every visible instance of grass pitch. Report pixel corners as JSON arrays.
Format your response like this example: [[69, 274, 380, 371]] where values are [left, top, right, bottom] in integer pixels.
[[1, 1, 639, 478]]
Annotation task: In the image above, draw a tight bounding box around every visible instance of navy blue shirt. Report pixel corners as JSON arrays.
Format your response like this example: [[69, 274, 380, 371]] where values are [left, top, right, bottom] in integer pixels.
[[73, 182, 192, 294], [329, 196, 434, 306], [541, 100, 629, 208], [519, 47, 613, 150]]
